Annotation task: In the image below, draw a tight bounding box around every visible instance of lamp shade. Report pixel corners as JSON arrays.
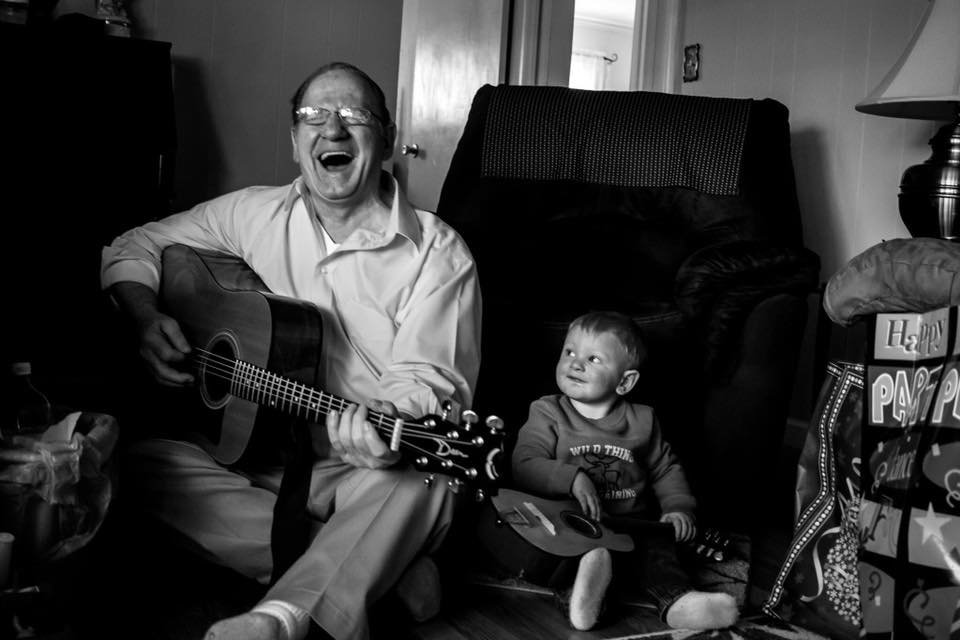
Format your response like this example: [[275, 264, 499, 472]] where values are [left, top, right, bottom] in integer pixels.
[[855, 0, 960, 121]]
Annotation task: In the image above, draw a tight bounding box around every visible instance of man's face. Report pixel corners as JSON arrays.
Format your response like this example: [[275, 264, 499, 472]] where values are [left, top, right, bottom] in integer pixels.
[[290, 69, 395, 207], [555, 328, 633, 406]]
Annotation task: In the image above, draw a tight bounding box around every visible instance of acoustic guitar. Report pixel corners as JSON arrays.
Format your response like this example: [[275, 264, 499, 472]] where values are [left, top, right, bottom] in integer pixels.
[[158, 244, 504, 499]]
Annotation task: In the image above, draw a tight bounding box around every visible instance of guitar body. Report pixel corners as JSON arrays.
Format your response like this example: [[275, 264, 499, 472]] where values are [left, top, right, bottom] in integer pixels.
[[478, 489, 634, 586], [160, 244, 323, 464], [156, 245, 505, 498]]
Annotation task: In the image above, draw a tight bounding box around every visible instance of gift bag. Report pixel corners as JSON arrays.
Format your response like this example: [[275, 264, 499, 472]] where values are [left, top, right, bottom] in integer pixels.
[[763, 360, 863, 639], [859, 306, 960, 640]]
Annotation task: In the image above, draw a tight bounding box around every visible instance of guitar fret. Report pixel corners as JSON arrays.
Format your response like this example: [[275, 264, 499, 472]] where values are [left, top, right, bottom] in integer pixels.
[[293, 380, 304, 416], [256, 366, 266, 405], [268, 370, 278, 407], [248, 362, 258, 402], [238, 361, 250, 401], [303, 386, 320, 422]]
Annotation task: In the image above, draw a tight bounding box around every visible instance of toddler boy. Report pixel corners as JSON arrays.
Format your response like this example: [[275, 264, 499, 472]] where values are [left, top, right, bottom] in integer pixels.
[[512, 311, 739, 631]]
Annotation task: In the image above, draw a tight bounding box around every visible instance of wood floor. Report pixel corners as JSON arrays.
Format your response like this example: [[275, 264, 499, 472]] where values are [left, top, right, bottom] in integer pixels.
[[9, 429, 802, 640], [395, 523, 793, 640]]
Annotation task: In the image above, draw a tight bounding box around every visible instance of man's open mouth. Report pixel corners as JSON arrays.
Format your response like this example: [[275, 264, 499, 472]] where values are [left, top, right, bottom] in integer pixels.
[[319, 151, 354, 169]]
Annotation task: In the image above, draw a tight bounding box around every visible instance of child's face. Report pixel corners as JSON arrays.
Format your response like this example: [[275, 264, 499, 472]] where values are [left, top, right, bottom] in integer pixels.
[[555, 327, 635, 407]]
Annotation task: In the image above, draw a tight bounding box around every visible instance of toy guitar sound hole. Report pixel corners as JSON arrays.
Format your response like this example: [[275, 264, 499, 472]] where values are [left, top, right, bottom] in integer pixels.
[[560, 511, 601, 539]]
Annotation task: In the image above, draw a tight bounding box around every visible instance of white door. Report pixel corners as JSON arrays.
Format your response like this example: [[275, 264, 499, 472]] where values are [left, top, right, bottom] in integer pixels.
[[394, 0, 510, 212]]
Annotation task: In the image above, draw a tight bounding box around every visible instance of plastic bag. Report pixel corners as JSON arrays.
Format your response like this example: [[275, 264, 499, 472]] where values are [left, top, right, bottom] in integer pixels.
[[0, 412, 117, 563]]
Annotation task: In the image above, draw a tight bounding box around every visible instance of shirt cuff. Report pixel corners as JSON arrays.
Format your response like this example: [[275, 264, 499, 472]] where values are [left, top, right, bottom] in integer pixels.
[[100, 259, 161, 292]]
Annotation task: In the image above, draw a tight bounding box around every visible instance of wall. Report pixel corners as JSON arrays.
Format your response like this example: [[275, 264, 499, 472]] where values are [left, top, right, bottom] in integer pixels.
[[682, 0, 939, 279], [127, 0, 403, 211], [682, 0, 942, 421]]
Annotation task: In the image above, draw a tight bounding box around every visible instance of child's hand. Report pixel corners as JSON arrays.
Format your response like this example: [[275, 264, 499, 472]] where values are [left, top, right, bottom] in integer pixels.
[[661, 511, 695, 542], [571, 470, 602, 521]]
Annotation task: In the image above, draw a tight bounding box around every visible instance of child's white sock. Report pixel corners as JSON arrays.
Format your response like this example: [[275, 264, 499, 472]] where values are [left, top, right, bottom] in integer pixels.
[[664, 590, 739, 630], [250, 599, 311, 640], [569, 547, 612, 631]]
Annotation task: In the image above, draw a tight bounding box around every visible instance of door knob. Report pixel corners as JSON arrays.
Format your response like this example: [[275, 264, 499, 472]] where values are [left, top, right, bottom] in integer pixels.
[[400, 143, 420, 157]]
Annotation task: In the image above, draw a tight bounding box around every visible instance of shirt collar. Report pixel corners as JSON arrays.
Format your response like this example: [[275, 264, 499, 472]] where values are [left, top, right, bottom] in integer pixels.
[[287, 173, 422, 251]]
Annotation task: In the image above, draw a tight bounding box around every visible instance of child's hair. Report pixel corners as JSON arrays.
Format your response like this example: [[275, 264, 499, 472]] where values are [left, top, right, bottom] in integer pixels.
[[569, 311, 647, 370]]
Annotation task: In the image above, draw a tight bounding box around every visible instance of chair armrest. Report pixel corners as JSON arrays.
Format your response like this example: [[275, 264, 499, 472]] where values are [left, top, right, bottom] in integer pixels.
[[674, 241, 820, 374], [824, 237, 960, 326]]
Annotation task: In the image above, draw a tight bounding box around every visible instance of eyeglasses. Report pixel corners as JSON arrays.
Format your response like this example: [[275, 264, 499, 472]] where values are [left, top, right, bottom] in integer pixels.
[[295, 105, 382, 128]]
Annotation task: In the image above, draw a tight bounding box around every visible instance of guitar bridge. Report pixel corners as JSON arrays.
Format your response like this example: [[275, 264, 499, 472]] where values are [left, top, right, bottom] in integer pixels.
[[499, 506, 532, 528]]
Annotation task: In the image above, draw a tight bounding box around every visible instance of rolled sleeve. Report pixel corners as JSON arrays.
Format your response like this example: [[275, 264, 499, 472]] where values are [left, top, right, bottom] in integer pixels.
[[379, 256, 481, 418], [99, 193, 245, 293]]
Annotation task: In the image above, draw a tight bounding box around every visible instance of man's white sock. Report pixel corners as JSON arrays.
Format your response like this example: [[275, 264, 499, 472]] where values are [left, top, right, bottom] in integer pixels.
[[251, 599, 311, 640]]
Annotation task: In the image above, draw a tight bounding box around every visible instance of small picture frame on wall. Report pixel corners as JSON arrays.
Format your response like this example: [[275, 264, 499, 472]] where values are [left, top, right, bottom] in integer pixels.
[[683, 43, 701, 83]]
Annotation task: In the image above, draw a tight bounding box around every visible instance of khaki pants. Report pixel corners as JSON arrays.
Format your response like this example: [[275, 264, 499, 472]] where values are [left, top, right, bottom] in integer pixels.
[[125, 438, 455, 640]]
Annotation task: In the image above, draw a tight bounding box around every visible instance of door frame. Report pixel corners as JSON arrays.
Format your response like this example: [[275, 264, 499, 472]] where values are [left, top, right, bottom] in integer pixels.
[[509, 0, 684, 92]]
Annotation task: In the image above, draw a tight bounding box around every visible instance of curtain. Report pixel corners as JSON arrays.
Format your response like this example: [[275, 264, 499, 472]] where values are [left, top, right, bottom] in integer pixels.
[[569, 49, 613, 90]]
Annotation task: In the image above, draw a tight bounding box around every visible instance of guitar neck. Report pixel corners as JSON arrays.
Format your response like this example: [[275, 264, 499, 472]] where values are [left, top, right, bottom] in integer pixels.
[[196, 349, 395, 431]]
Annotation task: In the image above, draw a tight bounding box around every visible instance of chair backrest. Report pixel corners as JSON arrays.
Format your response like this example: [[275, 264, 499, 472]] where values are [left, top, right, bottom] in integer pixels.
[[439, 84, 805, 248]]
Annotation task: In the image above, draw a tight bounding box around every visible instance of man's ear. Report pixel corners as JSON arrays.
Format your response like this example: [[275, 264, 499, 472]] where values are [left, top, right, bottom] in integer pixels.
[[382, 122, 397, 160], [290, 127, 299, 163], [616, 369, 639, 396]]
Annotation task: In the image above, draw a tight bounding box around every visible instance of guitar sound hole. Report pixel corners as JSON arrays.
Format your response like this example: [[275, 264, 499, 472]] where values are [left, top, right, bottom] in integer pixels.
[[560, 511, 602, 539], [202, 336, 236, 405]]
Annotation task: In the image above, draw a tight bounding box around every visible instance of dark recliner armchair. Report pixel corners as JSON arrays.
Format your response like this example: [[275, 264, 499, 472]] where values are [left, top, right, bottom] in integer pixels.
[[436, 84, 820, 531]]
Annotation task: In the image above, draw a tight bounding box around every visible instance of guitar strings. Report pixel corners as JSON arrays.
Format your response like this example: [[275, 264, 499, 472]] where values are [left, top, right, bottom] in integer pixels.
[[186, 351, 479, 475], [187, 348, 481, 447], [190, 348, 436, 434]]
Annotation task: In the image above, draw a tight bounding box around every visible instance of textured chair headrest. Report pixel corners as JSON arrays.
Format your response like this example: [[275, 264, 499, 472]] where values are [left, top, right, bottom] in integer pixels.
[[480, 85, 752, 195]]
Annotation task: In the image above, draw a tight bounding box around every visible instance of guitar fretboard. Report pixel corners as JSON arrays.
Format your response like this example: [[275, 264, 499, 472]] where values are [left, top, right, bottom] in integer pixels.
[[222, 358, 396, 431]]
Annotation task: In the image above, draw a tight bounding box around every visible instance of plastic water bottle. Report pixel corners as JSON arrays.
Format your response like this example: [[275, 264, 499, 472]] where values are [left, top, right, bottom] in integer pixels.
[[9, 362, 52, 435]]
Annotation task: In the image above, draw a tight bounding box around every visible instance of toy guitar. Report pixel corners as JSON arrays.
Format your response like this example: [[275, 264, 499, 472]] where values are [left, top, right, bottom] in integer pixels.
[[483, 490, 732, 562], [488, 489, 635, 557], [158, 244, 504, 499]]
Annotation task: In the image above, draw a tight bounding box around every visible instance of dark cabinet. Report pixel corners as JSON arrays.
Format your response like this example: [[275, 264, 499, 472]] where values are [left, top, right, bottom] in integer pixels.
[[2, 20, 176, 411]]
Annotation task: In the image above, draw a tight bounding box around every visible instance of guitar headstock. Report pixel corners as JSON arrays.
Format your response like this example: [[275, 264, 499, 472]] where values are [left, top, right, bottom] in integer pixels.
[[398, 403, 505, 502]]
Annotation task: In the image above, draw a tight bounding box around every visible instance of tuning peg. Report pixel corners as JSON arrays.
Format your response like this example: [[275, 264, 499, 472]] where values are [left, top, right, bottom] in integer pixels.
[[446, 429, 460, 440], [415, 456, 429, 468], [424, 474, 436, 488], [447, 478, 463, 493], [474, 489, 486, 502], [441, 399, 454, 420], [485, 415, 504, 431], [460, 409, 479, 430]]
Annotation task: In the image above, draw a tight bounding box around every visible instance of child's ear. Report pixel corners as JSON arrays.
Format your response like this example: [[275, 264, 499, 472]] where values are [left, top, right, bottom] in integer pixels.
[[616, 369, 639, 396]]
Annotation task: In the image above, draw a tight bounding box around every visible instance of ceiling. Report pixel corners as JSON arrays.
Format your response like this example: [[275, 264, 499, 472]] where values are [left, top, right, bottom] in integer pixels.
[[574, 0, 636, 27]]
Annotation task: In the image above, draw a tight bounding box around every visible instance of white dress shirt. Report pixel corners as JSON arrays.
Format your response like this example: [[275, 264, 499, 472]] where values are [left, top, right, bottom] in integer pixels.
[[101, 174, 481, 419]]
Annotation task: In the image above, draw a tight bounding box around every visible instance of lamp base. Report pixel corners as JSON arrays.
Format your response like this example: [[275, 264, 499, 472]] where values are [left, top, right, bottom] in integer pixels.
[[898, 117, 960, 241]]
